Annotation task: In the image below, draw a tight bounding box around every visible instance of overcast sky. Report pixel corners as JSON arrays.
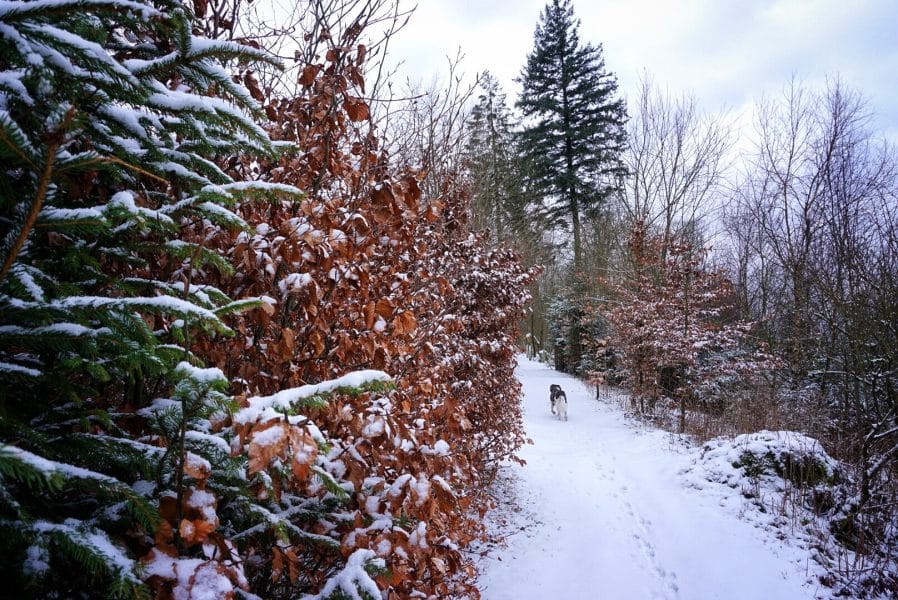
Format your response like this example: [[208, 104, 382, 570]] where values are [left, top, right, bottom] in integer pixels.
[[386, 0, 898, 138]]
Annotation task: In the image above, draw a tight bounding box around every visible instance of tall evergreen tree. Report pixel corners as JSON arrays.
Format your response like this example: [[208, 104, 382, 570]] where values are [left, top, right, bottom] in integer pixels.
[[517, 0, 627, 270], [465, 72, 526, 243]]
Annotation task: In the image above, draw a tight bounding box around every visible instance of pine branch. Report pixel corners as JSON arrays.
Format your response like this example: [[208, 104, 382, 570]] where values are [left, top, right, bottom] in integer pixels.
[[0, 107, 75, 282]]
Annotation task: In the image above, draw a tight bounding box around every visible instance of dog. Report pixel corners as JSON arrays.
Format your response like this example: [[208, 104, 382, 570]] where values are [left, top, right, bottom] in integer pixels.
[[549, 384, 568, 421], [549, 384, 562, 415], [555, 390, 568, 421]]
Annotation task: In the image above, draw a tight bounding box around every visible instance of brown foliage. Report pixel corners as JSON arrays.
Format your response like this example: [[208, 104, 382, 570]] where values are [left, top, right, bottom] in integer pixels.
[[176, 22, 535, 599], [597, 222, 773, 430]]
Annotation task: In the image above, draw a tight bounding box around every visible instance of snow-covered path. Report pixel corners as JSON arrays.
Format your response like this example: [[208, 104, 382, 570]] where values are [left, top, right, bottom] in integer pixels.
[[475, 356, 822, 600]]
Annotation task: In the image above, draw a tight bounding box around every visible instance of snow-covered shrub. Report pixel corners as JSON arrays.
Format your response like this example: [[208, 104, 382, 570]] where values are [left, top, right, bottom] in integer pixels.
[[180, 16, 536, 598], [686, 431, 898, 595], [0, 1, 533, 597], [601, 222, 774, 430], [698, 431, 841, 500]]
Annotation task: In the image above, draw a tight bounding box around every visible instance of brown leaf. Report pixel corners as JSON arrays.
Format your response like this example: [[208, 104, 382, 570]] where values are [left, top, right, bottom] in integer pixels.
[[248, 424, 287, 475], [375, 298, 394, 319], [271, 547, 284, 581], [288, 429, 318, 481], [309, 329, 325, 357], [299, 64, 320, 87], [364, 302, 376, 329], [393, 310, 417, 335], [281, 327, 295, 353], [286, 548, 300, 583], [260, 298, 276, 316], [343, 96, 370, 122], [372, 184, 394, 206], [183, 452, 211, 481], [243, 71, 265, 102]]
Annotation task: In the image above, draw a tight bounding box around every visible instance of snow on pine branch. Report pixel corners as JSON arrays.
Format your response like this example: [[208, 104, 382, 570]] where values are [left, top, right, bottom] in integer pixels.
[[0, 0, 159, 22], [235, 370, 392, 425], [1, 444, 123, 486], [300, 549, 383, 600], [0, 360, 40, 377]]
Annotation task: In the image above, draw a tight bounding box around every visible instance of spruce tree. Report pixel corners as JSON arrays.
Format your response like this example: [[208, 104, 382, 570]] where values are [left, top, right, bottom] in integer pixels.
[[517, 0, 627, 270], [465, 72, 526, 244], [0, 1, 298, 596]]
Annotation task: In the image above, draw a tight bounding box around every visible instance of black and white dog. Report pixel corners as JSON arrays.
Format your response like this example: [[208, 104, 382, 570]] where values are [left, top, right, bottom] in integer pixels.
[[549, 384, 568, 421]]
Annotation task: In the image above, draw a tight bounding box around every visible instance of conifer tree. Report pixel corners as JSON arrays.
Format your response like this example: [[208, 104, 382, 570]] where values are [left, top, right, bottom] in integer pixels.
[[517, 0, 627, 270], [0, 1, 299, 596], [465, 72, 526, 244]]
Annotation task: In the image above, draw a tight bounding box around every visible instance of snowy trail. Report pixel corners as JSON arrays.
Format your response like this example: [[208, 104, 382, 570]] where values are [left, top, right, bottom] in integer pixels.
[[475, 356, 821, 600]]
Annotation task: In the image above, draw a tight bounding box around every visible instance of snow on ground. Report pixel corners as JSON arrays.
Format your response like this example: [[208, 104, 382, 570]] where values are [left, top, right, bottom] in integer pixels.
[[474, 356, 829, 600]]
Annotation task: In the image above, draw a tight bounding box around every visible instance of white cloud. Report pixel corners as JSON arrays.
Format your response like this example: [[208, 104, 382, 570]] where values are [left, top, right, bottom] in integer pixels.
[[385, 0, 898, 137]]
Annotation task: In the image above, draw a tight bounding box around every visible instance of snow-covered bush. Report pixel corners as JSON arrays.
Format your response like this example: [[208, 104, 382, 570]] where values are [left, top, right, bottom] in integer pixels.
[[0, 1, 533, 598], [601, 222, 774, 431], [695, 431, 841, 506], [178, 12, 536, 598], [685, 431, 898, 595]]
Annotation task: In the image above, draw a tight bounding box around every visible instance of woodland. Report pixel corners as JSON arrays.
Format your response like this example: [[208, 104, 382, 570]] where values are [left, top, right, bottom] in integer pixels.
[[0, 0, 895, 598]]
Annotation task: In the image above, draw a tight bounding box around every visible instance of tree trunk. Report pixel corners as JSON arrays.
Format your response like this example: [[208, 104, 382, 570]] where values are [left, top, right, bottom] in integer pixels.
[[571, 195, 582, 270]]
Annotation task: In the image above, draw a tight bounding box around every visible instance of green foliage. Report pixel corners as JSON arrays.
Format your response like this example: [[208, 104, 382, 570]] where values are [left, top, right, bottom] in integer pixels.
[[0, 0, 298, 595], [734, 449, 835, 488], [465, 73, 532, 246], [517, 0, 627, 267]]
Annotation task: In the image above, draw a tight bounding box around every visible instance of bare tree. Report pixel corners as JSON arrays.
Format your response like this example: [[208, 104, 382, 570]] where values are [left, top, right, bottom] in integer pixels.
[[622, 76, 734, 252], [381, 51, 477, 199], [226, 0, 413, 101], [727, 79, 898, 576]]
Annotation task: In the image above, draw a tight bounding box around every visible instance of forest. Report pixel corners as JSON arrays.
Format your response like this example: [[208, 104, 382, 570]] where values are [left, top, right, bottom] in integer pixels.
[[0, 0, 895, 598]]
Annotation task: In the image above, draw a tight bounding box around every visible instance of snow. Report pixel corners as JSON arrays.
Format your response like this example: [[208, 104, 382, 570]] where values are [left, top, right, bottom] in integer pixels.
[[278, 272, 312, 295], [0, 323, 109, 338], [0, 69, 32, 105], [32, 519, 135, 576], [250, 424, 285, 447], [143, 550, 233, 600], [235, 369, 391, 425], [184, 452, 211, 477], [209, 180, 300, 196], [683, 431, 839, 494], [0, 360, 40, 377], [2, 444, 121, 486], [475, 356, 827, 599], [39, 205, 104, 221], [0, 0, 159, 21], [184, 430, 231, 454], [421, 440, 451, 456], [9, 264, 45, 301], [108, 191, 173, 224], [175, 361, 226, 385], [187, 488, 217, 522], [23, 544, 49, 575], [53, 295, 224, 326], [301, 549, 383, 600], [411, 474, 430, 506], [361, 416, 385, 437]]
